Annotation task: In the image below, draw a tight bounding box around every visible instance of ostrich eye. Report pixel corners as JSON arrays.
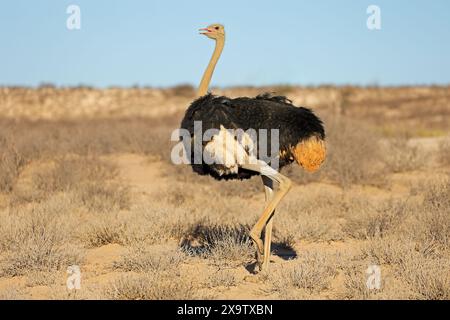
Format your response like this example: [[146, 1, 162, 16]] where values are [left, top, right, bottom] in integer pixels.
[[214, 26, 219, 30]]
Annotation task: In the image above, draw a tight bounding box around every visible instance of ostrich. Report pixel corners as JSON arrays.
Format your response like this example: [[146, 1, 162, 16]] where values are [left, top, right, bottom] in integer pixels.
[[180, 24, 326, 272]]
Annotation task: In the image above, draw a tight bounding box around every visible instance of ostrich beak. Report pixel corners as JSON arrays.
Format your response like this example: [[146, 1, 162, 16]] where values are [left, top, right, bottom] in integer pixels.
[[199, 28, 211, 35]]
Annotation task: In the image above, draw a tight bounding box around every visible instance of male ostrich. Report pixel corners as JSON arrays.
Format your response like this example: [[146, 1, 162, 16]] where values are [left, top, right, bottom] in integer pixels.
[[180, 24, 326, 272]]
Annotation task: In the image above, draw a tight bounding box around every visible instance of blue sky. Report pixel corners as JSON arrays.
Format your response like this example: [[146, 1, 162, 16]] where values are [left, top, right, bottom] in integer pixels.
[[0, 0, 449, 87]]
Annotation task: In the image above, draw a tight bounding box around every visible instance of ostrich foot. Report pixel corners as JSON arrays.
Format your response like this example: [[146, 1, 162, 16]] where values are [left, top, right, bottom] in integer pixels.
[[250, 231, 264, 272], [250, 231, 263, 255], [255, 250, 264, 272]]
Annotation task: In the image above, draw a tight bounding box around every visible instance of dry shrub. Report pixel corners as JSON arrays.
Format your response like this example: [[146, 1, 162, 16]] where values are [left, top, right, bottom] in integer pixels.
[[276, 212, 333, 242], [104, 273, 196, 300], [0, 137, 26, 192], [342, 264, 383, 300], [76, 182, 130, 213], [320, 117, 383, 188], [362, 237, 449, 299], [206, 269, 238, 288], [80, 215, 126, 248], [25, 271, 59, 287], [180, 223, 253, 267], [343, 199, 410, 240], [362, 237, 418, 266], [382, 136, 425, 173], [409, 178, 450, 249], [28, 156, 130, 212], [165, 184, 189, 207], [79, 205, 190, 248], [114, 246, 185, 273], [276, 191, 341, 242], [122, 205, 191, 245], [33, 156, 117, 194], [208, 236, 254, 267], [397, 252, 449, 300], [0, 196, 83, 277], [269, 252, 337, 296]]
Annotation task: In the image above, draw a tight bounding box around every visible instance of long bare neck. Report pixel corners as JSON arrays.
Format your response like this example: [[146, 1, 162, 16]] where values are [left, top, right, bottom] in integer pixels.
[[197, 37, 225, 97]]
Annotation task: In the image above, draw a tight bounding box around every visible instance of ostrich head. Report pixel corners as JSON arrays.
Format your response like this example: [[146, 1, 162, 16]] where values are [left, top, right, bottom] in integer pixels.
[[199, 23, 225, 40]]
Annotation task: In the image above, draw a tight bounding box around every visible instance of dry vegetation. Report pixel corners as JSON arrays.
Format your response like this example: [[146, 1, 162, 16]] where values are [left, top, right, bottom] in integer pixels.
[[0, 85, 449, 300]]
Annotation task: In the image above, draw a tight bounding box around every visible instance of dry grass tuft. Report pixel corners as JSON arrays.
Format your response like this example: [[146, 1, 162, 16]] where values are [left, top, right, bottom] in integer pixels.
[[76, 181, 130, 213], [342, 264, 383, 300], [180, 223, 254, 267], [80, 215, 126, 248], [0, 197, 83, 277], [343, 199, 410, 240], [320, 117, 384, 188], [408, 177, 450, 249], [269, 252, 337, 297], [397, 254, 450, 300], [104, 273, 196, 300], [382, 136, 425, 173], [25, 271, 59, 287], [206, 269, 239, 288], [0, 137, 26, 192], [25, 156, 130, 212], [32, 156, 117, 194], [114, 245, 186, 273], [276, 191, 342, 242]]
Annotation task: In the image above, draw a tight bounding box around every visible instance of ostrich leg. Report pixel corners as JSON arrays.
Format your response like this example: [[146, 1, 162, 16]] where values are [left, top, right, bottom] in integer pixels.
[[261, 176, 274, 271], [242, 161, 292, 272]]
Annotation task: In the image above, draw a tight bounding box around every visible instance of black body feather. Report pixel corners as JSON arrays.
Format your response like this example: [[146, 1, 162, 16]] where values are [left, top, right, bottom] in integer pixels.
[[180, 93, 325, 180]]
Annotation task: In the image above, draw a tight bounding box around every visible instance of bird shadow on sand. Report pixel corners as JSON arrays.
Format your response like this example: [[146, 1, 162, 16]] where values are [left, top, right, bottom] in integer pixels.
[[178, 223, 297, 271]]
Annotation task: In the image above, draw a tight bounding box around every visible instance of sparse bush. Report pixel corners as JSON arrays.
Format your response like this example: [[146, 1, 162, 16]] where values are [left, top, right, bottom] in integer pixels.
[[383, 136, 425, 173], [343, 199, 410, 240], [0, 137, 26, 192], [362, 237, 417, 266], [0, 198, 83, 277], [28, 156, 130, 212], [180, 224, 253, 267], [80, 215, 126, 248], [105, 273, 196, 300], [320, 117, 384, 188], [276, 190, 345, 242], [269, 252, 337, 296], [114, 246, 185, 273], [342, 265, 381, 300], [76, 182, 130, 213], [207, 269, 238, 288], [120, 205, 191, 245], [410, 178, 450, 249], [397, 254, 450, 300], [32, 156, 117, 194], [25, 271, 59, 287]]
